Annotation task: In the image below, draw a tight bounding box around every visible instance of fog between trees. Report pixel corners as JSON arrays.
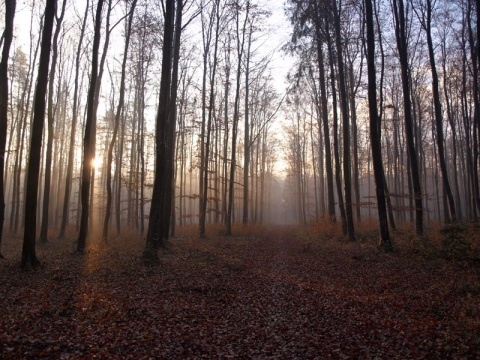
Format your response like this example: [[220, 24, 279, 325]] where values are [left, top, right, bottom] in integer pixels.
[[0, 0, 479, 264]]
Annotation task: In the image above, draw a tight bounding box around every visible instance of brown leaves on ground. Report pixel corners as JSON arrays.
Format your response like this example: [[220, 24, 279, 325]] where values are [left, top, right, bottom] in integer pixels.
[[1, 225, 479, 359]]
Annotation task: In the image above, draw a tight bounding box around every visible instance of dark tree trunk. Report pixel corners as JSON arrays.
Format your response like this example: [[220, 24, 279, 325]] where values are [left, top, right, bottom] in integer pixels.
[[77, 0, 104, 252], [144, 0, 176, 260], [102, 0, 137, 242], [243, 24, 252, 225], [201, 0, 220, 237], [392, 0, 424, 235], [0, 0, 16, 258], [419, 0, 456, 222], [365, 0, 392, 251], [39, 0, 67, 243], [326, 19, 347, 234], [22, 0, 56, 267], [226, 2, 249, 236], [163, 0, 183, 239], [331, 0, 355, 241], [314, 19, 335, 221], [59, 0, 89, 239]]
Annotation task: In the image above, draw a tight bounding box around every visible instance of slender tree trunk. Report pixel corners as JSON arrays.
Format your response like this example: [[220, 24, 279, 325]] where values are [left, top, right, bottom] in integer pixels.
[[392, 0, 423, 235], [326, 20, 347, 234], [163, 0, 183, 239], [243, 24, 252, 225], [226, 3, 249, 236], [144, 0, 176, 259], [365, 0, 392, 251], [22, 0, 56, 267], [331, 0, 355, 241], [77, 0, 104, 252], [102, 0, 136, 242], [419, 0, 456, 222], [0, 0, 16, 258], [39, 0, 67, 243], [59, 0, 89, 239], [314, 23, 335, 221], [201, 0, 220, 237]]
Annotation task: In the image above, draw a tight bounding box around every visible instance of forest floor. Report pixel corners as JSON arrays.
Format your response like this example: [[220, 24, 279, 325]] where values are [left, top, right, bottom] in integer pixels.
[[1, 223, 480, 359]]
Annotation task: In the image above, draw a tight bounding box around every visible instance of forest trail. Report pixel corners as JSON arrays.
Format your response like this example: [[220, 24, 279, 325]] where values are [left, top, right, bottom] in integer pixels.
[[1, 227, 479, 358]]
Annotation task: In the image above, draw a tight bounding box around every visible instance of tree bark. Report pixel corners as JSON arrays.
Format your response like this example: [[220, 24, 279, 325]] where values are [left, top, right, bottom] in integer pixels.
[[392, 0, 424, 235], [39, 0, 67, 243], [144, 0, 176, 259], [77, 0, 104, 252], [102, 0, 137, 242], [0, 0, 16, 258], [22, 0, 56, 267], [365, 0, 392, 251]]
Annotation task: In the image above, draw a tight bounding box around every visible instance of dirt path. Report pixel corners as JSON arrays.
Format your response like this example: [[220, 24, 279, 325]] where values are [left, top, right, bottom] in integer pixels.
[[1, 228, 479, 358]]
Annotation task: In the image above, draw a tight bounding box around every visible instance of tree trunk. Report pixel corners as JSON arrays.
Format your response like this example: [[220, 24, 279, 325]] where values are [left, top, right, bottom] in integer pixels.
[[392, 0, 423, 235], [365, 0, 392, 251], [331, 0, 355, 241], [59, 0, 89, 239], [0, 0, 16, 258], [102, 0, 137, 242], [39, 0, 67, 243], [22, 0, 56, 267], [226, 2, 249, 236], [144, 0, 176, 259], [77, 0, 104, 252]]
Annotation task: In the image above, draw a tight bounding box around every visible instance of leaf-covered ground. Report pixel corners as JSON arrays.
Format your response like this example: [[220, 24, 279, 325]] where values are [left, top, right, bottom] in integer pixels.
[[1, 226, 479, 359]]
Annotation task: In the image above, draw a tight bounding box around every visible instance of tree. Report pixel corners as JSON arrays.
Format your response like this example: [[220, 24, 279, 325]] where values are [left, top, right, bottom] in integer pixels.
[[77, 0, 105, 252], [39, 0, 67, 243], [143, 0, 176, 260], [200, 0, 221, 237], [103, 0, 137, 243], [0, 0, 16, 258], [413, 0, 456, 223], [22, 0, 56, 267], [364, 0, 392, 251], [226, 0, 250, 236], [59, 0, 90, 239], [392, 0, 424, 235]]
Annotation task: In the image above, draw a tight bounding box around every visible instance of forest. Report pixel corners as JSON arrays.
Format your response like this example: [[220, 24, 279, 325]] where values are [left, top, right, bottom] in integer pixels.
[[0, 0, 479, 357]]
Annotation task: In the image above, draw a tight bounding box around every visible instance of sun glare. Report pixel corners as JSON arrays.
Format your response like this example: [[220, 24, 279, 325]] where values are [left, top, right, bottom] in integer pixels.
[[91, 157, 102, 169]]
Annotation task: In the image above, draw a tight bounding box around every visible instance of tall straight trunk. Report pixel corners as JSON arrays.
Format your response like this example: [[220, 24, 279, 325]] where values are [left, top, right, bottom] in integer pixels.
[[243, 25, 252, 225], [348, 64, 361, 223], [39, 0, 67, 243], [0, 0, 16, 257], [226, 3, 249, 236], [102, 0, 136, 242], [200, 0, 220, 237], [365, 0, 392, 251], [115, 108, 125, 234], [22, 0, 56, 267], [326, 20, 347, 234], [331, 0, 355, 241], [11, 15, 41, 233], [442, 43, 462, 220], [222, 37, 231, 225], [314, 26, 335, 221], [77, 0, 104, 252], [418, 0, 456, 222], [144, 0, 175, 259], [466, 0, 480, 214], [392, 0, 423, 235], [163, 0, 183, 239], [59, 0, 89, 239]]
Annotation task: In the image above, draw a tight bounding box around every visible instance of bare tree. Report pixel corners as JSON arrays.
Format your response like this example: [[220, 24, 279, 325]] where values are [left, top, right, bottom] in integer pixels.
[[22, 0, 56, 267], [39, 0, 67, 243], [0, 0, 16, 258], [77, 0, 105, 252]]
